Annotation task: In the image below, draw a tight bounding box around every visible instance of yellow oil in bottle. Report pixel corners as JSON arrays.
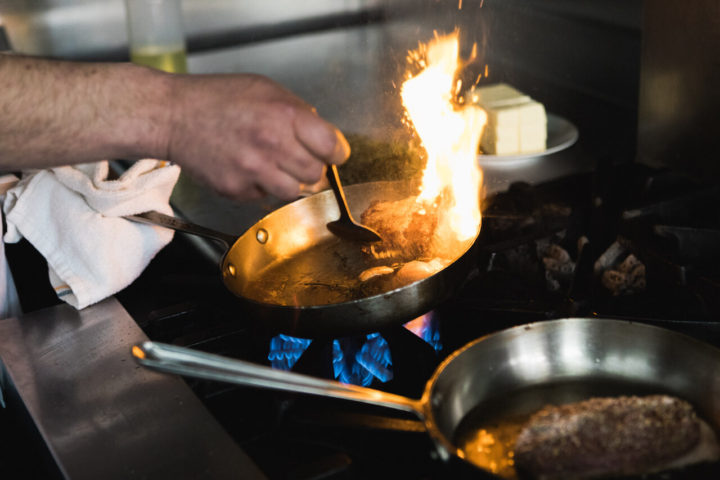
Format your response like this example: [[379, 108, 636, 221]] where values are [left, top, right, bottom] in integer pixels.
[[130, 45, 188, 73]]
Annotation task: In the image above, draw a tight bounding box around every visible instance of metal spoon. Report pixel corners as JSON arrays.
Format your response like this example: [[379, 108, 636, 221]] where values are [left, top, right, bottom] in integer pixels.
[[325, 164, 383, 243]]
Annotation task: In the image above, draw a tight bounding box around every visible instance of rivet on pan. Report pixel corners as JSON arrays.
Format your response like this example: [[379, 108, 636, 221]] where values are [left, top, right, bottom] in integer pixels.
[[226, 264, 236, 277], [256, 228, 269, 244]]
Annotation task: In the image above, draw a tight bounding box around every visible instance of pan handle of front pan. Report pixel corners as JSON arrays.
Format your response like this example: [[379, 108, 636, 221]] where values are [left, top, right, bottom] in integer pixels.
[[132, 341, 424, 418]]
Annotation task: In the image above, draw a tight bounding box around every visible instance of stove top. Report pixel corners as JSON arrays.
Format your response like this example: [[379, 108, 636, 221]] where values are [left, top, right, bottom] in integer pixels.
[[110, 162, 720, 479]]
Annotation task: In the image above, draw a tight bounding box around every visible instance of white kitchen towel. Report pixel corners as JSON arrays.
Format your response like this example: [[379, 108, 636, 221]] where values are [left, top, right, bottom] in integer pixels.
[[0, 173, 22, 321], [3, 160, 181, 309]]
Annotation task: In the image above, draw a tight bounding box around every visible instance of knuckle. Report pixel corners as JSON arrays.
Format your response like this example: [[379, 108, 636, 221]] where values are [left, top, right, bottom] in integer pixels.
[[275, 101, 299, 118], [252, 126, 282, 151], [237, 155, 264, 176]]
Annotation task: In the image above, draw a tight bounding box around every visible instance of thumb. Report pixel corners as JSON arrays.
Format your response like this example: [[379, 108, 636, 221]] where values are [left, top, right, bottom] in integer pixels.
[[294, 109, 350, 165]]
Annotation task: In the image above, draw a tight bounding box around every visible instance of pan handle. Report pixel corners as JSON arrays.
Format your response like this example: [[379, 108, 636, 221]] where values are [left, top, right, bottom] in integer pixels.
[[125, 211, 238, 249], [132, 341, 425, 419]]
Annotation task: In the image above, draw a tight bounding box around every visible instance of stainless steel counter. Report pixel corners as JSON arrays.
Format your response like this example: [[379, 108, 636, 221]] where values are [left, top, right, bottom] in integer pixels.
[[0, 298, 265, 479]]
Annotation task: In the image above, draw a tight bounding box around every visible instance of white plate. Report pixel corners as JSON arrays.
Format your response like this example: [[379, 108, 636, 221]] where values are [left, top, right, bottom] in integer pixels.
[[477, 113, 579, 167]]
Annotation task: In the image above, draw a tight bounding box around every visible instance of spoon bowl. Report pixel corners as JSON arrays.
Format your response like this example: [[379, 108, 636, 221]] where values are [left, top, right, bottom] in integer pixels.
[[325, 165, 383, 243]]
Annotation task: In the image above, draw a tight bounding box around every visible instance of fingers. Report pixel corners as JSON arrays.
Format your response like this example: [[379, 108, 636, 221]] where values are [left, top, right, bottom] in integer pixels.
[[249, 118, 328, 199], [167, 73, 349, 202], [254, 105, 344, 199], [254, 162, 303, 200], [276, 149, 325, 185], [298, 170, 330, 197], [293, 108, 350, 166]]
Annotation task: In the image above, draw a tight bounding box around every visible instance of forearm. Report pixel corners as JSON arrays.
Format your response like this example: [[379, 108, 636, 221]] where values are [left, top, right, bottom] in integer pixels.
[[0, 53, 349, 201], [0, 54, 171, 169]]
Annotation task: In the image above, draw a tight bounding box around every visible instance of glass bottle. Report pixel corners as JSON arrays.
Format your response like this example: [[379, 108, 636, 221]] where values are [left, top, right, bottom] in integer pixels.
[[124, 0, 188, 73]]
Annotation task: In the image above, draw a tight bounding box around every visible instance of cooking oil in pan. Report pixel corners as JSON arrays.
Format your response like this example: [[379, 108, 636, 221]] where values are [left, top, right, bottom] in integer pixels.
[[456, 413, 528, 479], [240, 229, 456, 306], [131, 45, 187, 73], [242, 237, 384, 306]]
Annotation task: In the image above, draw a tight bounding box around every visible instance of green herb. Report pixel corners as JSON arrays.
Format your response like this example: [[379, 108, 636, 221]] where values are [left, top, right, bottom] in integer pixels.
[[337, 134, 425, 185]]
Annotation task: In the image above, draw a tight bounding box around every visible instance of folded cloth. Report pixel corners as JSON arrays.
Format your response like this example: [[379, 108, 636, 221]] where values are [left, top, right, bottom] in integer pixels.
[[0, 173, 22, 320], [3, 160, 181, 309]]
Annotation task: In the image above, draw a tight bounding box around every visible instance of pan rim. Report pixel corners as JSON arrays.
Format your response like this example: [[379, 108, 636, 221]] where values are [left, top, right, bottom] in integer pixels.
[[419, 316, 720, 470], [222, 227, 481, 312], [219, 179, 484, 337]]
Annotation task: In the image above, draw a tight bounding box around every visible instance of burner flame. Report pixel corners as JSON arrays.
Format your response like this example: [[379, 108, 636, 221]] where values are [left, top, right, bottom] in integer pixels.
[[267, 313, 441, 386], [267, 334, 393, 387], [333, 334, 393, 386], [268, 334, 312, 370], [404, 312, 442, 352]]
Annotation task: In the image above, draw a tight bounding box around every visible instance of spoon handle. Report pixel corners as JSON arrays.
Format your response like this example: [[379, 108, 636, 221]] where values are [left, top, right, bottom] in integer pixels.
[[325, 164, 355, 222]]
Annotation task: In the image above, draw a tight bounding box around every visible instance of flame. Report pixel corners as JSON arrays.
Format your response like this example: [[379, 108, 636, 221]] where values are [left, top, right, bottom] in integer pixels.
[[401, 31, 486, 243], [404, 312, 442, 351]]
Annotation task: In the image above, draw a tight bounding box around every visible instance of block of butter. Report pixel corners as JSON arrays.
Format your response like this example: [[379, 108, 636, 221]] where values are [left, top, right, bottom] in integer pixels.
[[469, 83, 547, 155]]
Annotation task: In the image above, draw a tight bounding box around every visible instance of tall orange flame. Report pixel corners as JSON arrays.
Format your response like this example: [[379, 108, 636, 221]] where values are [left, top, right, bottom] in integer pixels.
[[401, 31, 486, 242]]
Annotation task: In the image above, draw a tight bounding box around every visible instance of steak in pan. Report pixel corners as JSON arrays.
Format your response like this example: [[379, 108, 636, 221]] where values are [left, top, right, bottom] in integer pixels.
[[514, 395, 720, 479]]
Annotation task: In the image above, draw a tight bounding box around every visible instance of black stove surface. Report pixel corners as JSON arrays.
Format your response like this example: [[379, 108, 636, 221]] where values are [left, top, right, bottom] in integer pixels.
[[116, 162, 720, 479]]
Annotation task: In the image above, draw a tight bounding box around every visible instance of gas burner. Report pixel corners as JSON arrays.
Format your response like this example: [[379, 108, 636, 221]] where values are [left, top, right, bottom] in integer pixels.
[[268, 313, 441, 386]]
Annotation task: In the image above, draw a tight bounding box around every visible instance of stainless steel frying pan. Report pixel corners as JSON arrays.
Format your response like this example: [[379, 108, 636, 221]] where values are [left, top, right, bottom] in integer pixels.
[[128, 180, 481, 338], [132, 317, 720, 477]]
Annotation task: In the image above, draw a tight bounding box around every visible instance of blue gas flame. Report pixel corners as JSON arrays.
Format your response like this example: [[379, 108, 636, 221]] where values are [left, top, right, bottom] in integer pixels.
[[268, 334, 312, 370], [267, 312, 440, 385], [333, 333, 393, 386]]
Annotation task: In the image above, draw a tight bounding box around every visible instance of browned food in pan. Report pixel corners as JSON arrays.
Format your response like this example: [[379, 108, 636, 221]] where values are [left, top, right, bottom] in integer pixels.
[[359, 195, 440, 262], [514, 395, 720, 479], [354, 185, 474, 293]]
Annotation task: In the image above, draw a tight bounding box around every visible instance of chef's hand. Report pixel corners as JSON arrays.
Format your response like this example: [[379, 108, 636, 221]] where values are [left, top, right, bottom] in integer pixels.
[[0, 56, 345, 201], [165, 73, 350, 201]]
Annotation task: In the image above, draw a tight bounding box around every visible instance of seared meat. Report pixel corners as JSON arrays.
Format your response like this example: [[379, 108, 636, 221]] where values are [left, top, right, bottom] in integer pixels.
[[357, 187, 475, 290], [514, 395, 720, 479], [359, 195, 439, 262]]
